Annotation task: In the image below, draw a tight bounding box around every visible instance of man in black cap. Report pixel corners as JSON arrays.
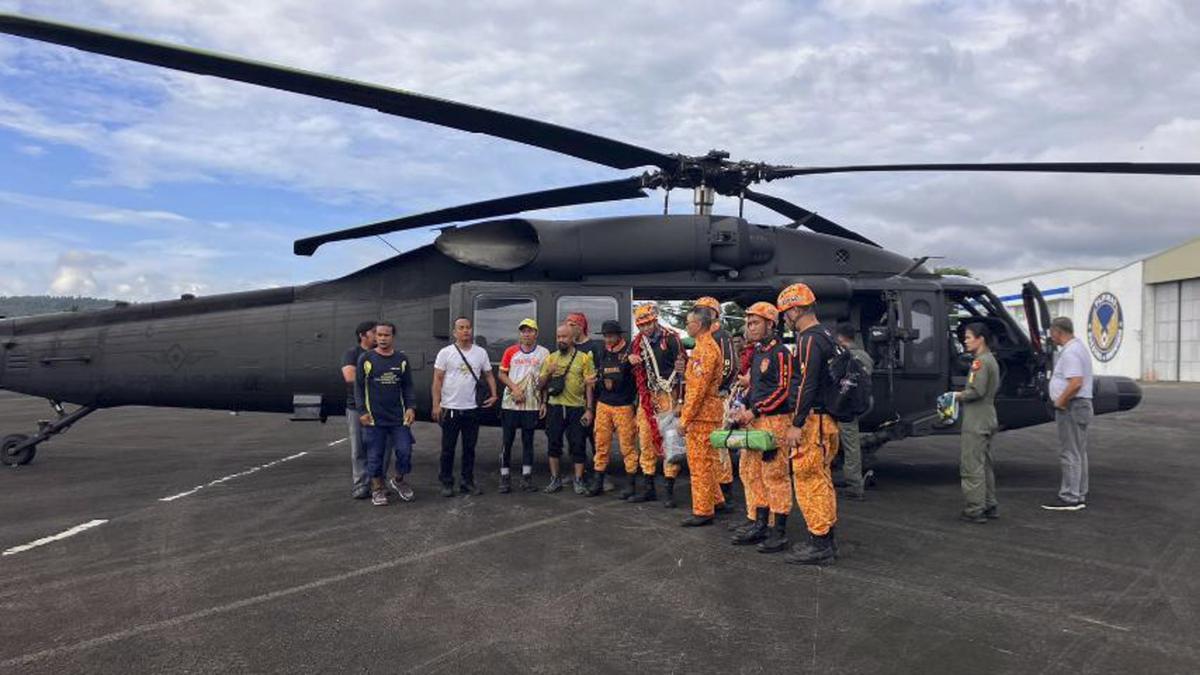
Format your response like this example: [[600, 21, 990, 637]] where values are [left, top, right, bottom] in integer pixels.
[[587, 320, 639, 497]]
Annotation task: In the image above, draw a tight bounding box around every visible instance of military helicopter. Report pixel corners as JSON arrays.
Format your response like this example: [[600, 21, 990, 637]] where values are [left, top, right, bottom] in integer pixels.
[[0, 13, 1182, 466]]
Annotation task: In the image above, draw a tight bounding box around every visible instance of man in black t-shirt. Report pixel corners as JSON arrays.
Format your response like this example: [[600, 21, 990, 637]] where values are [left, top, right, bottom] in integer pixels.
[[587, 320, 639, 497], [355, 322, 417, 506], [342, 320, 377, 499]]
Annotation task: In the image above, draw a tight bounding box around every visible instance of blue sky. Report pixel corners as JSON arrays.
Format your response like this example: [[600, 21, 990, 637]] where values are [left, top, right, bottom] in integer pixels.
[[2, 0, 1198, 300]]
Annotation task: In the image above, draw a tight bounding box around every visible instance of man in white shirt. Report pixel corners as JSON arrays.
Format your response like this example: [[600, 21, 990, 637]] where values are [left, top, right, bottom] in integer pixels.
[[433, 317, 498, 497], [1044, 317, 1093, 511]]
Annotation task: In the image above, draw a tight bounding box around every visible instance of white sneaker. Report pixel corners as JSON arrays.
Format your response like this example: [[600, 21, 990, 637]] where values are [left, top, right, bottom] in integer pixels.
[[393, 477, 415, 502]]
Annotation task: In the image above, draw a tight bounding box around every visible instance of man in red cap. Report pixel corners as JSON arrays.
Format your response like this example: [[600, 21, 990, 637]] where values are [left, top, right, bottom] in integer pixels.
[[565, 311, 604, 492]]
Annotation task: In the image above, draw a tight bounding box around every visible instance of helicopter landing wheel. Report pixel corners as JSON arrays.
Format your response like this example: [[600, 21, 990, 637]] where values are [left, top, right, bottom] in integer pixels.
[[1, 434, 37, 466]]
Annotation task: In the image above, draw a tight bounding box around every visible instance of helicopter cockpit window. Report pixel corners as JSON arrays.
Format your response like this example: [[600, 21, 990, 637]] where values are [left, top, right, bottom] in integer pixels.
[[909, 299, 936, 368], [557, 296, 619, 333], [474, 295, 536, 358]]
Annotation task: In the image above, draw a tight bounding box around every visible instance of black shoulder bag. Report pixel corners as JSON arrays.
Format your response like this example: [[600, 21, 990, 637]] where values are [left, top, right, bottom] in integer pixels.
[[454, 344, 492, 409], [546, 350, 578, 397]]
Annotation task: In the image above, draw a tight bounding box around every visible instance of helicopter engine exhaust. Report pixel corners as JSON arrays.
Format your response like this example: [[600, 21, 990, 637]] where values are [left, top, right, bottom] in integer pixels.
[[434, 214, 774, 278]]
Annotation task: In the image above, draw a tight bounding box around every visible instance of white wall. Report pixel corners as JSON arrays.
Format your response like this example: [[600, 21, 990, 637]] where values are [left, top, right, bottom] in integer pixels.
[[1070, 261, 1144, 379]]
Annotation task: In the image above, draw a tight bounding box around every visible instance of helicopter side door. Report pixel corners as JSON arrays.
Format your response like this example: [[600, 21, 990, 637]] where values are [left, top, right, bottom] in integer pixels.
[[894, 289, 947, 436], [1021, 281, 1057, 398], [448, 282, 632, 419]]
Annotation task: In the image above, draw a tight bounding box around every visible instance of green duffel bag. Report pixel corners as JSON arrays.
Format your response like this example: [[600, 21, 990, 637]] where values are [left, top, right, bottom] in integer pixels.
[[710, 428, 776, 452]]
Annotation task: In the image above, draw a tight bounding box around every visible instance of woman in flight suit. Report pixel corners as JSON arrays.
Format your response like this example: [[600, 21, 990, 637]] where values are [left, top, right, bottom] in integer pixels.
[[956, 322, 1001, 523]]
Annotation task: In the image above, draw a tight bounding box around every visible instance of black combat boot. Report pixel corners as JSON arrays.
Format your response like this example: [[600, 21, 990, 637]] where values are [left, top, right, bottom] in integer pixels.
[[629, 475, 656, 502], [732, 507, 770, 546], [756, 514, 789, 554], [784, 530, 836, 565], [662, 477, 677, 508], [619, 474, 638, 500], [680, 514, 714, 527], [586, 472, 606, 497]]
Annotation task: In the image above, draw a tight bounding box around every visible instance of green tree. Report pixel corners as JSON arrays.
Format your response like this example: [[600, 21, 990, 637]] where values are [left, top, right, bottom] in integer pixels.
[[934, 266, 972, 278], [0, 295, 120, 318]]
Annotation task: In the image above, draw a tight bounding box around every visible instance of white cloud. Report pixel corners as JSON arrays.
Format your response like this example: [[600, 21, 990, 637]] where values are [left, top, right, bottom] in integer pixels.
[[0, 190, 194, 228], [0, 0, 1198, 291], [48, 249, 123, 295]]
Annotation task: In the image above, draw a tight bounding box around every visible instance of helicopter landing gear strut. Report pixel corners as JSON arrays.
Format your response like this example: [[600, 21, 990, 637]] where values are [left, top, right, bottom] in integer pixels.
[[1, 400, 97, 467]]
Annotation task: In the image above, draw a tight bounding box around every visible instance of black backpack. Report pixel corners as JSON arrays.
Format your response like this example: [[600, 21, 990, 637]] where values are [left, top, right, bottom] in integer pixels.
[[821, 330, 873, 422]]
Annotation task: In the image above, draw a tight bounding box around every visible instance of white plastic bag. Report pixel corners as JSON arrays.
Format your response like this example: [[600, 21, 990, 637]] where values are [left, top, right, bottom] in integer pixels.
[[656, 410, 687, 465]]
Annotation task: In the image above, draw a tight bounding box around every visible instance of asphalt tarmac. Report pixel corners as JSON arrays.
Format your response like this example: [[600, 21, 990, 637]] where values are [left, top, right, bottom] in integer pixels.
[[1, 385, 1198, 674]]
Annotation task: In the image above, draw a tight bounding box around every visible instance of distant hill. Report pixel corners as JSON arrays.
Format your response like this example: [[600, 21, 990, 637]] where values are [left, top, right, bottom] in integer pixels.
[[0, 296, 120, 318]]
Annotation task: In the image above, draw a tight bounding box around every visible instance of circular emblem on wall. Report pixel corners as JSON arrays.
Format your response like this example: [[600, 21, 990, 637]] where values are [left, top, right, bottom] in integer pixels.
[[1087, 292, 1123, 362]]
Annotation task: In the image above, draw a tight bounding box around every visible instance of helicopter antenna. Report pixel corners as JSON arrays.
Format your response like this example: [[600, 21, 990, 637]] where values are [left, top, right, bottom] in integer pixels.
[[899, 255, 943, 277], [375, 235, 403, 255]]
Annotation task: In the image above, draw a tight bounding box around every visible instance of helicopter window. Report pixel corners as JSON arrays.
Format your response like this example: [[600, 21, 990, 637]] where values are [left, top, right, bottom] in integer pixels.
[[909, 299, 936, 368], [557, 296, 619, 332], [473, 295, 537, 357]]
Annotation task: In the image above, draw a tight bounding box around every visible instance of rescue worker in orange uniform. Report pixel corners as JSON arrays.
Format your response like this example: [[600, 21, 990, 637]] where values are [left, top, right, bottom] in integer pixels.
[[628, 303, 686, 505], [678, 306, 726, 526], [693, 296, 738, 512], [777, 283, 841, 563], [587, 320, 639, 497], [728, 302, 797, 547]]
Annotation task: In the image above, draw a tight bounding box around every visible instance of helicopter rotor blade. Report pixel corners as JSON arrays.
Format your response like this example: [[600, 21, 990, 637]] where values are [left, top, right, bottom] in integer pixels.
[[293, 176, 648, 256], [741, 189, 878, 247], [0, 13, 675, 172], [766, 162, 1200, 179]]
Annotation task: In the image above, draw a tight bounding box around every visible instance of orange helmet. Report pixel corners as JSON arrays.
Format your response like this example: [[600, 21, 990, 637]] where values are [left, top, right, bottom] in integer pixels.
[[777, 283, 816, 313], [634, 303, 659, 326], [745, 301, 779, 324], [694, 296, 721, 315]]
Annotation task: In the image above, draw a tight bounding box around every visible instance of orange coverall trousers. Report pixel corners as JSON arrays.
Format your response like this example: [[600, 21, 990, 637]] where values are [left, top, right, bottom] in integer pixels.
[[594, 402, 638, 474], [636, 391, 679, 478], [739, 414, 793, 518], [790, 411, 840, 536], [685, 422, 722, 517]]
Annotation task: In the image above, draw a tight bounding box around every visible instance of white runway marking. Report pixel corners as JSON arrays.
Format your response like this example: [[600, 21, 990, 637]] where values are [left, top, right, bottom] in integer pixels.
[[158, 452, 308, 502], [327, 437, 348, 447], [3, 519, 108, 557], [0, 502, 613, 669]]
